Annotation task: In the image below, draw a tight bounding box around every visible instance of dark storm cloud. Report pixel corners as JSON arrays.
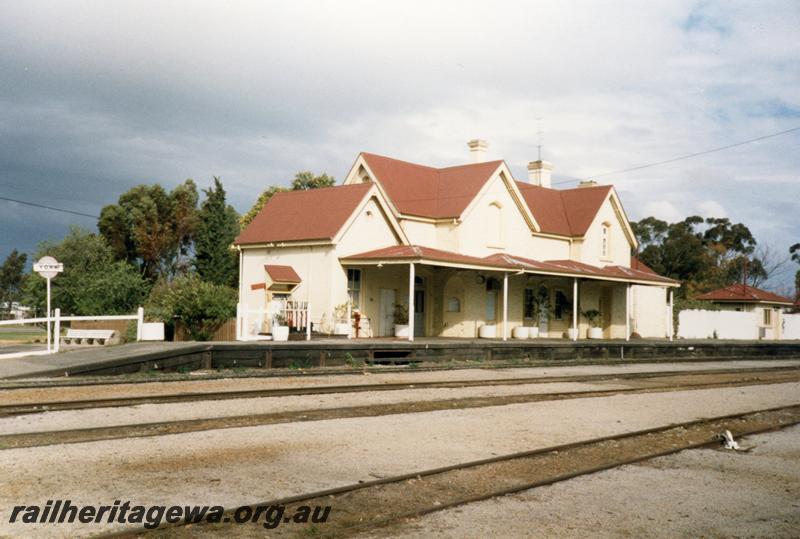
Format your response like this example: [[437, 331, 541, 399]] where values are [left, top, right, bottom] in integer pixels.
[[0, 1, 798, 289]]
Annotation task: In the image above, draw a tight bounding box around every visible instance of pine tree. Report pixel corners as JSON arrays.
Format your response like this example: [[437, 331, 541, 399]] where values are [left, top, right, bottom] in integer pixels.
[[194, 177, 240, 287]]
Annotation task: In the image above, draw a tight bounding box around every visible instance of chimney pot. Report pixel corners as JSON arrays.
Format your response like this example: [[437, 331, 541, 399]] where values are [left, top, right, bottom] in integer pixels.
[[527, 160, 553, 188], [467, 139, 488, 163]]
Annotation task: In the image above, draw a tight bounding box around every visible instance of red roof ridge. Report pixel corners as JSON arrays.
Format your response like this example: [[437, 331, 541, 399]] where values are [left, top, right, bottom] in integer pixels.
[[695, 283, 793, 305]]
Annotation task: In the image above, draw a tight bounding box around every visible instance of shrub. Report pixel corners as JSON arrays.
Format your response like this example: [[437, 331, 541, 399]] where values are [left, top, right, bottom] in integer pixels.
[[147, 275, 236, 341]]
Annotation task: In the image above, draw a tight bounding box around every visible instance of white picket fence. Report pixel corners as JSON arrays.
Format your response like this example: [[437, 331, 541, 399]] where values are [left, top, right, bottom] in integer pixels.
[[236, 300, 311, 341], [0, 307, 144, 359]]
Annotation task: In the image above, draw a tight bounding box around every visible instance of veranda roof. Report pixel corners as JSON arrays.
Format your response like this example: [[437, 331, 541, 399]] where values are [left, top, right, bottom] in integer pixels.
[[340, 245, 679, 287]]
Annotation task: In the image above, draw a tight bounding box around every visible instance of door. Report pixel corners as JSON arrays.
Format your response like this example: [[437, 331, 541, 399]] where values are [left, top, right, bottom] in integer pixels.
[[379, 289, 396, 337], [414, 276, 425, 337]]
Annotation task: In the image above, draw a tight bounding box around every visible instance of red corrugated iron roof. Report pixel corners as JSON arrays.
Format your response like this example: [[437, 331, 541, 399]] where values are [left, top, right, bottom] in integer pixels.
[[362, 153, 503, 218], [265, 264, 302, 283], [515, 181, 612, 236], [341, 245, 678, 285], [235, 183, 372, 245], [695, 284, 793, 305]]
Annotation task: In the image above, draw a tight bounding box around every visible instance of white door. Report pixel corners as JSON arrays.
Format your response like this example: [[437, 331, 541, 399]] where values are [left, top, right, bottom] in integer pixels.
[[379, 289, 396, 337]]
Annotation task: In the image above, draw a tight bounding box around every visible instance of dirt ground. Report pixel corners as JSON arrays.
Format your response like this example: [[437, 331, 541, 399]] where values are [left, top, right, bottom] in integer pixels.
[[371, 425, 800, 538], [0, 382, 798, 537]]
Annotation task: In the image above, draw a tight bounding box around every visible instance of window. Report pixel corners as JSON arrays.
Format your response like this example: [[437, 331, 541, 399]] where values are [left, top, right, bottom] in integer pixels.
[[601, 223, 611, 259], [487, 202, 504, 247], [763, 308, 772, 326], [447, 297, 461, 312], [523, 289, 535, 319], [347, 269, 361, 308], [554, 290, 569, 320]]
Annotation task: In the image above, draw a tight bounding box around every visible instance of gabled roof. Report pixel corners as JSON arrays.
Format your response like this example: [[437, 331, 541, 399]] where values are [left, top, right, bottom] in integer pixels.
[[265, 265, 301, 283], [361, 153, 503, 218], [235, 183, 372, 245], [341, 245, 679, 286], [515, 181, 612, 236], [695, 284, 794, 306]]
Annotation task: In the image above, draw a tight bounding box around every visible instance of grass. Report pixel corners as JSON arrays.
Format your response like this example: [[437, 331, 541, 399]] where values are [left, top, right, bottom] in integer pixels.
[[0, 331, 47, 343]]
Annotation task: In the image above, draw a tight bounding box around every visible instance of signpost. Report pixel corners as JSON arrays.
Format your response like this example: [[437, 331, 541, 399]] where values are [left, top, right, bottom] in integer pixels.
[[33, 256, 64, 353]]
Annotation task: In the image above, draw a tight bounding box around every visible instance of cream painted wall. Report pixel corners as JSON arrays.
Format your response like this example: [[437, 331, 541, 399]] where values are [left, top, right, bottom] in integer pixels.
[[579, 196, 632, 267], [240, 195, 402, 332], [400, 219, 437, 247]]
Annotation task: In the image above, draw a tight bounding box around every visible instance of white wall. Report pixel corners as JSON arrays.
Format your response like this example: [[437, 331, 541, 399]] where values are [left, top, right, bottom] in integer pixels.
[[678, 309, 759, 340], [631, 285, 668, 338], [783, 313, 800, 340]]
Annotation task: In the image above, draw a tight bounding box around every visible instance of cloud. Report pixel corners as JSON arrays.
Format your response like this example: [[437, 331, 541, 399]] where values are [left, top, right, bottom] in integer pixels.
[[0, 0, 798, 287]]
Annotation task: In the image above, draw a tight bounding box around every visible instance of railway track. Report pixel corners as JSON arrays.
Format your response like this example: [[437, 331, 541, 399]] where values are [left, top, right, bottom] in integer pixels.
[[2, 365, 799, 417], [2, 369, 799, 450], [103, 404, 800, 538]]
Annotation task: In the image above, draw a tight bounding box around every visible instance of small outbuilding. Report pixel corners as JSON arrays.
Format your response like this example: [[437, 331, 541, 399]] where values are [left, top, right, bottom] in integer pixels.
[[694, 284, 794, 339]]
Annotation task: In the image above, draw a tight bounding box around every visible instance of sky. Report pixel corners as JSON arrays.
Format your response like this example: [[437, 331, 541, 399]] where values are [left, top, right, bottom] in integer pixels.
[[1, 0, 798, 290]]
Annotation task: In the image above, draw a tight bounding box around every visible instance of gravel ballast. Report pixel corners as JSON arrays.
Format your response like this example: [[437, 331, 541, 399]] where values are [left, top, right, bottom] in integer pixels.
[[1, 382, 798, 537]]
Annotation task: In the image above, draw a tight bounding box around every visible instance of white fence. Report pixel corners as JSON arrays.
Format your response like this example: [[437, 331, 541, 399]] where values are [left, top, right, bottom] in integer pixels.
[[0, 307, 144, 359], [784, 313, 800, 340], [236, 300, 311, 341]]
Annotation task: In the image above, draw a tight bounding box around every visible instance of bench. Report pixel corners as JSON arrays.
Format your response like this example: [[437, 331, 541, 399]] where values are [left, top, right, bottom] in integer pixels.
[[61, 329, 117, 346]]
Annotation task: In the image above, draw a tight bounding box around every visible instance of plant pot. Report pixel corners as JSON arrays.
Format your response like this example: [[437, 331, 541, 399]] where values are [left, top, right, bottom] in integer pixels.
[[394, 324, 409, 338], [334, 322, 350, 336], [588, 327, 603, 339], [272, 325, 290, 342], [512, 327, 529, 339], [567, 328, 579, 340], [478, 325, 497, 339], [528, 327, 539, 338]]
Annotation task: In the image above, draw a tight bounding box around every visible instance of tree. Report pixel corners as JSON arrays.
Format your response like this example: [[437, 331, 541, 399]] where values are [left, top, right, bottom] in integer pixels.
[[23, 227, 148, 316], [631, 216, 763, 298], [147, 274, 237, 341], [0, 250, 27, 318], [240, 171, 335, 227], [290, 171, 335, 191], [195, 177, 240, 287], [98, 180, 199, 280]]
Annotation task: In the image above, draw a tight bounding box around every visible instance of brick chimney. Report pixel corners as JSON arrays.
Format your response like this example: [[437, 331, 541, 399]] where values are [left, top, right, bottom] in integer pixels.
[[467, 139, 488, 163], [527, 160, 553, 188]]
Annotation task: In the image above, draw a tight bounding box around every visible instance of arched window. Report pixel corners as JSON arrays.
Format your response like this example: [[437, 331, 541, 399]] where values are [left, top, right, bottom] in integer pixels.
[[487, 202, 504, 248], [601, 222, 611, 259]]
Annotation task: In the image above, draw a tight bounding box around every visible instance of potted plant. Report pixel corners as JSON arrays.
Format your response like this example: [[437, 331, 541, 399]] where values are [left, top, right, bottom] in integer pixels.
[[479, 324, 497, 339], [393, 303, 409, 338], [581, 309, 602, 339], [512, 326, 530, 339], [333, 303, 351, 336], [272, 313, 290, 342]]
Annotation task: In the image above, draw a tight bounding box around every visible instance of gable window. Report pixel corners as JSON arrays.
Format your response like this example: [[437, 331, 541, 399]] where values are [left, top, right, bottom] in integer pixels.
[[601, 222, 611, 259], [347, 269, 361, 308], [487, 202, 504, 248]]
